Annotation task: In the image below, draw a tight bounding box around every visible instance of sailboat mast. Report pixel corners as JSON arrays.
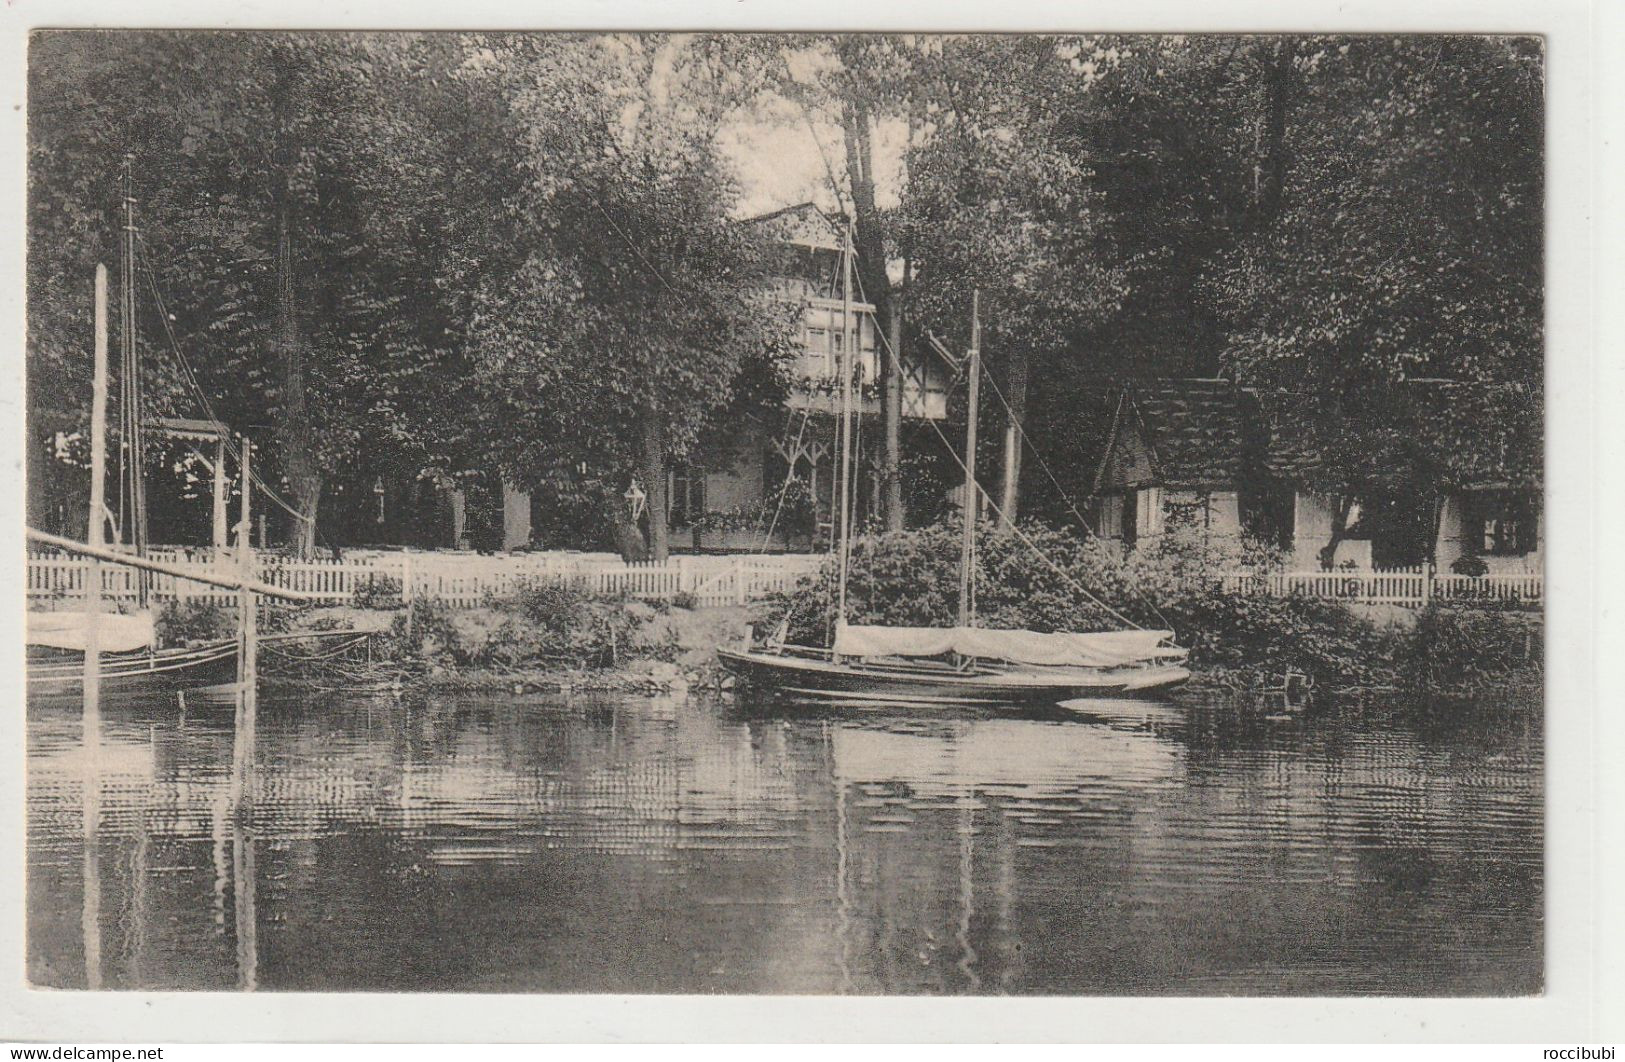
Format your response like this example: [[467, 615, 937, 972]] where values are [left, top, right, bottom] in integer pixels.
[[82, 264, 110, 721], [958, 290, 981, 628], [120, 154, 148, 560], [835, 219, 857, 628]]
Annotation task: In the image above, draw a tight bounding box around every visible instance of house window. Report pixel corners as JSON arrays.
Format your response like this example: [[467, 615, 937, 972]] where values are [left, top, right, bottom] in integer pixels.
[[1466, 492, 1537, 556], [1137, 487, 1165, 537], [669, 464, 705, 528]]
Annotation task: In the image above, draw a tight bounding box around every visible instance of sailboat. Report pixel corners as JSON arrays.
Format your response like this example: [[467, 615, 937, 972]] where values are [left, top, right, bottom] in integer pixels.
[[27, 165, 242, 697], [718, 226, 1191, 708]]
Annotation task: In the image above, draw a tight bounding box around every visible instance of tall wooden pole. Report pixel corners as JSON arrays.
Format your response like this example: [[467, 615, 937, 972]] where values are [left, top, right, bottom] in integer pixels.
[[958, 290, 981, 629], [212, 435, 228, 550], [81, 264, 109, 991], [231, 436, 256, 813], [121, 156, 148, 587], [835, 222, 856, 630], [998, 354, 1027, 530], [83, 265, 110, 718], [883, 294, 905, 531]]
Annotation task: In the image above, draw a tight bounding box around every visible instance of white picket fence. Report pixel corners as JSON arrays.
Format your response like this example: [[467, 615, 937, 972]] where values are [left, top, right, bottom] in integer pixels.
[[25, 548, 826, 611], [1220, 566, 1543, 607]]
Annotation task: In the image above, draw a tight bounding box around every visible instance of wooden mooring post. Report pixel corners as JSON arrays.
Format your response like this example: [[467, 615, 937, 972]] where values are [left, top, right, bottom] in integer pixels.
[[81, 263, 110, 989], [82, 264, 110, 722], [230, 436, 257, 814]]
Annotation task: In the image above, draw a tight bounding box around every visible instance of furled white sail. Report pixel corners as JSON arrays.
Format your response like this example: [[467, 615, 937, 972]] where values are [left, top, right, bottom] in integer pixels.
[[28, 610, 156, 653], [833, 623, 1185, 668]]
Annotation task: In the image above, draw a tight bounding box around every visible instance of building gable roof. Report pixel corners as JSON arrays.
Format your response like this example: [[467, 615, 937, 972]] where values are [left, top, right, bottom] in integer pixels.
[[740, 201, 844, 251], [1092, 379, 1252, 494], [1248, 380, 1542, 493]]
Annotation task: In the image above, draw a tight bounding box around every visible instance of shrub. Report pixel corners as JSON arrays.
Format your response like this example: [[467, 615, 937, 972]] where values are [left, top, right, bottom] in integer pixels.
[[257, 601, 303, 634], [1450, 554, 1489, 577], [383, 597, 459, 664], [671, 590, 699, 611], [1404, 602, 1543, 690], [352, 573, 403, 610], [476, 581, 646, 669], [759, 520, 1392, 685], [155, 600, 234, 646]]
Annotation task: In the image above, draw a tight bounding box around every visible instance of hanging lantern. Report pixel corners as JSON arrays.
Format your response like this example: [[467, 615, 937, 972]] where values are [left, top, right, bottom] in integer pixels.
[[624, 479, 647, 521], [373, 476, 386, 524]]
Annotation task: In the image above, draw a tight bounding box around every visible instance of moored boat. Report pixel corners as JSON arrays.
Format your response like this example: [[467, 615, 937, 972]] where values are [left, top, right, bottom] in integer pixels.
[[27, 640, 240, 697], [717, 645, 1189, 708], [717, 229, 1190, 709]]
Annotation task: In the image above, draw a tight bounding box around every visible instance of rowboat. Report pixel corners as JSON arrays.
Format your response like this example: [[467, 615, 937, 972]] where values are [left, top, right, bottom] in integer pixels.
[[27, 640, 239, 697], [25, 628, 370, 699]]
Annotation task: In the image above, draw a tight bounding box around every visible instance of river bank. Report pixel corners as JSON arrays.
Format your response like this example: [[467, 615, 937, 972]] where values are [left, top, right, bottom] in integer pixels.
[[234, 592, 1542, 703]]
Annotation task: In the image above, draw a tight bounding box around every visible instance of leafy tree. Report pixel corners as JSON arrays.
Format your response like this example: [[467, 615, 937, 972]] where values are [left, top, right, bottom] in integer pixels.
[[464, 34, 798, 561], [1196, 35, 1543, 563], [899, 34, 1127, 527], [28, 31, 527, 554]]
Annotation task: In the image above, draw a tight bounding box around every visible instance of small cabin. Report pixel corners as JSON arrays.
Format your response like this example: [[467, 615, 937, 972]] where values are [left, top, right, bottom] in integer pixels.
[[1088, 380, 1261, 550]]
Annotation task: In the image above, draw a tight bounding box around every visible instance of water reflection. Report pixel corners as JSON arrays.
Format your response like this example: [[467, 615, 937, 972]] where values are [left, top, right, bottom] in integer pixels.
[[27, 686, 1541, 995]]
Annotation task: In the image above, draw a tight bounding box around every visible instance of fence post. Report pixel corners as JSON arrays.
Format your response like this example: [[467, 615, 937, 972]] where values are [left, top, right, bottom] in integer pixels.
[[1421, 562, 1433, 607]]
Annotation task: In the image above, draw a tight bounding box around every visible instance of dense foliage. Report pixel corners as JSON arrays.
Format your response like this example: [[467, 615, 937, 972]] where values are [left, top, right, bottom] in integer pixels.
[[756, 523, 1530, 689], [27, 32, 1542, 557], [1404, 602, 1543, 691], [382, 582, 654, 670]]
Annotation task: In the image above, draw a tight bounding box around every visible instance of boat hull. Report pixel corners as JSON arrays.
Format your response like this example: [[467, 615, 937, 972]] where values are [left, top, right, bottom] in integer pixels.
[[27, 640, 239, 698], [717, 647, 1189, 708]]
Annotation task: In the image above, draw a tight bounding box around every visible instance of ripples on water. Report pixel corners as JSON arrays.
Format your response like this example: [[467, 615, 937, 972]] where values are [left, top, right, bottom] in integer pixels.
[[26, 684, 1542, 995]]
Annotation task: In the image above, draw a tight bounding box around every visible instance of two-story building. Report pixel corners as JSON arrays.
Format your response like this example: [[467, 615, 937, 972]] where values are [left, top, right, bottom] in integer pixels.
[[666, 203, 950, 552]]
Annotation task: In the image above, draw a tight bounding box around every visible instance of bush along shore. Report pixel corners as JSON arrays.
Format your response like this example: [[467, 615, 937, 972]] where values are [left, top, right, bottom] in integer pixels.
[[153, 524, 1541, 701], [749, 523, 1541, 699], [156, 584, 754, 698]]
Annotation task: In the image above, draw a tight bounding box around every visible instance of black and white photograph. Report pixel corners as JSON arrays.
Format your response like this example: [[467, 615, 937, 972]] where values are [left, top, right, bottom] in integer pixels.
[[5, 14, 1605, 1033]]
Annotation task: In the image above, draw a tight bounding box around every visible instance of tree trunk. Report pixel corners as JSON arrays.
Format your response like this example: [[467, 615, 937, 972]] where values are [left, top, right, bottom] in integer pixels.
[[639, 412, 669, 562], [291, 486, 321, 557], [605, 494, 648, 563], [269, 48, 321, 558], [883, 295, 905, 531], [1427, 494, 1447, 567], [1317, 494, 1355, 571], [997, 349, 1029, 528], [841, 97, 902, 529], [27, 427, 51, 532], [1256, 39, 1292, 225]]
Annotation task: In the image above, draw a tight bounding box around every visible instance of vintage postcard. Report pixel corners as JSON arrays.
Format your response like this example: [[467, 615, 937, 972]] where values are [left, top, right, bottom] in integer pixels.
[[2, 3, 1614, 1046]]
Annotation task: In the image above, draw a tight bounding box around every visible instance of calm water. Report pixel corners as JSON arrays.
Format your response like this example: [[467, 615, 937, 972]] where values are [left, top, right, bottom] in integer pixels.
[[27, 684, 1542, 995]]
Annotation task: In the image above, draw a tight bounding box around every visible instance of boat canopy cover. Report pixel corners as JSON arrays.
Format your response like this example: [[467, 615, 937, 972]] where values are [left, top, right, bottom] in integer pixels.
[[833, 624, 1184, 667], [28, 610, 156, 653]]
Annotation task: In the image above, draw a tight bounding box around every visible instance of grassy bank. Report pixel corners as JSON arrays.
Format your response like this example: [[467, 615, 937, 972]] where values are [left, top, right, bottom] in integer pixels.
[[155, 586, 754, 696], [155, 526, 1541, 699]]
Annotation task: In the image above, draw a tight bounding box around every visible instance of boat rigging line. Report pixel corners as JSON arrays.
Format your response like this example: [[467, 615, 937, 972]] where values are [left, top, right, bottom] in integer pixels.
[[849, 266, 1153, 632], [755, 406, 814, 552], [119, 156, 150, 563], [133, 232, 317, 533]]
